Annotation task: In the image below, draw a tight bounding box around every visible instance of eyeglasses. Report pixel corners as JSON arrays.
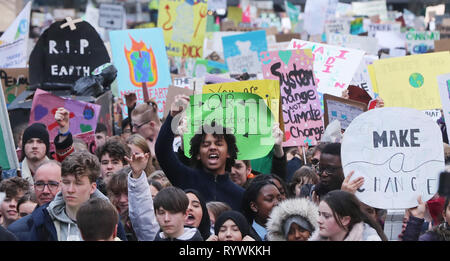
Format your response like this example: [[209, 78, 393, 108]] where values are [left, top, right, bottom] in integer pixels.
[[34, 181, 60, 192], [132, 120, 150, 130], [317, 166, 342, 175]]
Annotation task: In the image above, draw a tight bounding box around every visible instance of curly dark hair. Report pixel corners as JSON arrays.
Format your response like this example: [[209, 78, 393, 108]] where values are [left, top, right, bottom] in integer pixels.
[[189, 123, 238, 172], [0, 177, 30, 198], [95, 140, 129, 165], [62, 151, 100, 183]]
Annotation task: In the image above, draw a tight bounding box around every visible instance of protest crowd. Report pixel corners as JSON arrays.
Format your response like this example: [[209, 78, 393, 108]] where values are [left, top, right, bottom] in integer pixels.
[[0, 0, 450, 244]]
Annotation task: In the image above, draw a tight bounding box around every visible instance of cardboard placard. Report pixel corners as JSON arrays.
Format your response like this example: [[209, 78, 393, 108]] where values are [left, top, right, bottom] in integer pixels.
[[275, 33, 301, 43], [341, 107, 444, 209], [158, 0, 208, 58], [261, 49, 323, 146], [183, 92, 275, 160], [434, 39, 450, 52], [323, 93, 367, 130], [437, 73, 450, 143], [405, 31, 440, 54], [222, 30, 268, 74], [109, 28, 171, 118], [352, 0, 388, 21], [29, 89, 101, 141], [0, 68, 29, 105], [370, 52, 450, 110], [29, 20, 110, 86], [288, 39, 365, 97], [164, 85, 194, 118]]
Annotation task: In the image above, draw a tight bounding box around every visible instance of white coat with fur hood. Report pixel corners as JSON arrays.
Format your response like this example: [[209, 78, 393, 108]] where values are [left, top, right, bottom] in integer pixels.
[[266, 198, 319, 241]]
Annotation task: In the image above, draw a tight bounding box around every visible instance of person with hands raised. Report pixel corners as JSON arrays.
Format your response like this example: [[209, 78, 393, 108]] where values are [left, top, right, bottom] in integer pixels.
[[402, 196, 450, 241], [341, 171, 365, 195], [155, 94, 244, 211], [125, 148, 160, 241]]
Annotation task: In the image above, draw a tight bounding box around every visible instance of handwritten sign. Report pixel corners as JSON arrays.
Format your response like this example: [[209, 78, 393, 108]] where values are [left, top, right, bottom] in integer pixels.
[[323, 93, 366, 130], [0, 68, 29, 105], [193, 59, 228, 77], [370, 52, 450, 110], [327, 33, 379, 56], [261, 49, 324, 147], [288, 39, 365, 97], [158, 0, 208, 58], [29, 20, 110, 86], [222, 30, 268, 74], [203, 79, 282, 131], [405, 31, 440, 54], [29, 89, 101, 141], [352, 0, 388, 21], [109, 28, 171, 118], [437, 73, 450, 143], [367, 23, 401, 38], [341, 107, 444, 209], [183, 92, 275, 160]]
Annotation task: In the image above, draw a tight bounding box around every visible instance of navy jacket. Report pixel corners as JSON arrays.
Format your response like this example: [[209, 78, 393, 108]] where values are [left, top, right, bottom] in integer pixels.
[[26, 203, 128, 241], [8, 213, 34, 241], [155, 114, 244, 211]]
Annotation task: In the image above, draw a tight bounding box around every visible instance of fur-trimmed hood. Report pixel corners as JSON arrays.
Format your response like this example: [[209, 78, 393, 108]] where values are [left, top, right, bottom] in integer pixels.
[[266, 198, 319, 241]]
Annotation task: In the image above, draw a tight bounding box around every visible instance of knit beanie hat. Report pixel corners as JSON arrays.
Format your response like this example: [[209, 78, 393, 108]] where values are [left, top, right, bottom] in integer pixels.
[[22, 123, 50, 158], [214, 210, 250, 238]]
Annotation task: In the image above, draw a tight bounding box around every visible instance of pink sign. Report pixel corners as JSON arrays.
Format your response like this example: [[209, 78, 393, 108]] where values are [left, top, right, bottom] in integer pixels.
[[30, 89, 101, 141], [261, 49, 324, 146]]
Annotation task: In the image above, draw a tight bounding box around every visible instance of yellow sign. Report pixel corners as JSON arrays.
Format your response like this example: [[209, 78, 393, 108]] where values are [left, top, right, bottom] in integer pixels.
[[203, 79, 284, 131], [227, 6, 243, 27], [158, 0, 208, 58], [370, 52, 450, 110]]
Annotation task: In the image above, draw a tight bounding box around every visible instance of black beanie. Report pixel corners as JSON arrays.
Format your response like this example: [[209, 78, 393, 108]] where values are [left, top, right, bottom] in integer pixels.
[[21, 123, 50, 159], [214, 210, 250, 238]]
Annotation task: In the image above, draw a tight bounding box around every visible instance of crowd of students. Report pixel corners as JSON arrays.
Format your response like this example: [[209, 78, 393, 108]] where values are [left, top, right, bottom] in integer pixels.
[[0, 90, 448, 242]]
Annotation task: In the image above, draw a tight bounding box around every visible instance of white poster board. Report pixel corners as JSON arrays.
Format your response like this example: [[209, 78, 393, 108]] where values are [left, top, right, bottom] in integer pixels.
[[288, 39, 365, 97], [341, 107, 444, 210]]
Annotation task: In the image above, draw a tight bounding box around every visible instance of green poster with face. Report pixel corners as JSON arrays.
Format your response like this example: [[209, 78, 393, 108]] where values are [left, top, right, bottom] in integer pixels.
[[182, 92, 275, 160]]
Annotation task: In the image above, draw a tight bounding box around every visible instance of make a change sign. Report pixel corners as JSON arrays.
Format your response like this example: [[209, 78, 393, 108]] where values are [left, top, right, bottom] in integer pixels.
[[341, 107, 445, 209]]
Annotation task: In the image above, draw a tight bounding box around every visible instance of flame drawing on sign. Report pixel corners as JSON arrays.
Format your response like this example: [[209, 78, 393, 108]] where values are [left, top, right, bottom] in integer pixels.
[[124, 34, 158, 88]]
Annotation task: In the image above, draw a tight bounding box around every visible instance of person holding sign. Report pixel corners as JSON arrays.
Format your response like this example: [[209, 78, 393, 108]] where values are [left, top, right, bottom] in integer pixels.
[[309, 190, 387, 241], [154, 94, 244, 211]]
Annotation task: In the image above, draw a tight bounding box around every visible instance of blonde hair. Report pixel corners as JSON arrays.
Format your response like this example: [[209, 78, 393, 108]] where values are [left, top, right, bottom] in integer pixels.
[[126, 134, 155, 176], [131, 99, 160, 125]]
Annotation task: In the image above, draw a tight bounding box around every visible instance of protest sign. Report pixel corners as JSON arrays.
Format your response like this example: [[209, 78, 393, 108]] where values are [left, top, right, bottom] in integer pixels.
[[425, 4, 445, 25], [288, 39, 365, 97], [352, 0, 388, 21], [437, 73, 450, 142], [303, 0, 328, 36], [423, 109, 442, 122], [341, 107, 444, 209], [0, 1, 31, 68], [222, 30, 268, 74], [109, 28, 171, 118], [374, 30, 405, 52], [0, 81, 19, 171], [367, 22, 401, 38], [29, 89, 101, 141], [98, 3, 125, 30], [405, 31, 440, 54], [347, 85, 372, 106], [325, 19, 350, 36], [29, 19, 110, 86], [261, 49, 324, 146], [172, 75, 192, 89], [193, 59, 228, 77], [349, 18, 364, 35], [203, 79, 282, 132], [208, 0, 227, 12], [227, 6, 243, 26], [275, 33, 300, 43], [350, 55, 378, 98], [95, 90, 113, 137], [164, 85, 194, 118], [203, 31, 241, 61], [370, 52, 450, 110], [323, 93, 366, 130], [183, 92, 275, 160], [158, 0, 208, 58], [285, 1, 300, 28], [0, 68, 29, 105], [327, 33, 379, 56], [434, 38, 450, 52]]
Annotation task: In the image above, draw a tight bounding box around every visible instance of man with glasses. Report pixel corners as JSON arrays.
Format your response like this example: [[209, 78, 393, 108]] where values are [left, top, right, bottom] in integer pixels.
[[7, 161, 62, 240]]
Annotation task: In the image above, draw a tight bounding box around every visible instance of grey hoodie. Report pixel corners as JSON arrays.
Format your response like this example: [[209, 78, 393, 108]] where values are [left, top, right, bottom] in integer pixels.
[[46, 189, 108, 241]]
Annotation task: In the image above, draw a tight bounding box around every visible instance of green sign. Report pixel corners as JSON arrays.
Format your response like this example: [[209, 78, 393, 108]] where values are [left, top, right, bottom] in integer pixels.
[[183, 92, 275, 160]]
